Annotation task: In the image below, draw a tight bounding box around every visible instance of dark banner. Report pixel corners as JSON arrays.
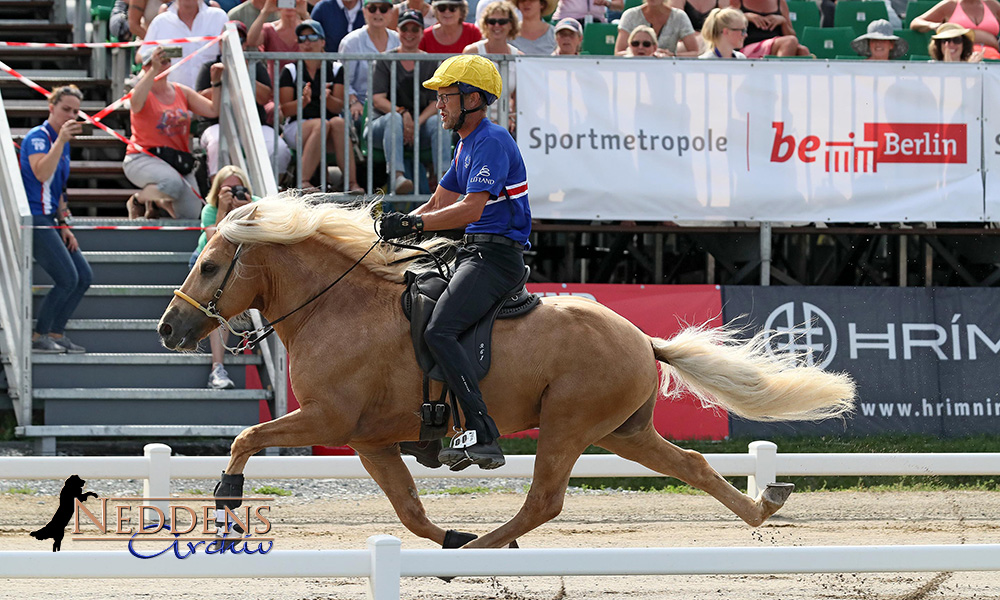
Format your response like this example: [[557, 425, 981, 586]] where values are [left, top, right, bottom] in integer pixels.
[[722, 287, 1000, 437]]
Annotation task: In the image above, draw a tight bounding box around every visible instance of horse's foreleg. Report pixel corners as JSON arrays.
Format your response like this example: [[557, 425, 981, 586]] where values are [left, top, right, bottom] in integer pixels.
[[355, 445, 448, 545], [596, 425, 788, 527], [225, 407, 346, 475]]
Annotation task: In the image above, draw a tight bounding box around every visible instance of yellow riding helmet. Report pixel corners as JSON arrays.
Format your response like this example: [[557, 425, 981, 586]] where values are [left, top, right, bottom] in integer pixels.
[[422, 54, 502, 105]]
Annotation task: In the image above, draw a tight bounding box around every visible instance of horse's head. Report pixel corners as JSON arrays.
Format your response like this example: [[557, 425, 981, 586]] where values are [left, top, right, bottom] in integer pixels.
[[158, 232, 260, 352]]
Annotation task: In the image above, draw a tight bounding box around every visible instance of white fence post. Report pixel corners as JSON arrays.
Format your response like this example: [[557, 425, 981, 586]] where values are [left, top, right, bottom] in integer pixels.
[[367, 535, 402, 600], [143, 444, 172, 520], [747, 441, 777, 498]]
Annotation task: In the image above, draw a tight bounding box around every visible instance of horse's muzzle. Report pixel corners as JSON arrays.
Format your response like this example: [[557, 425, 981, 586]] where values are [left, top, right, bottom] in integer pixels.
[[158, 307, 200, 351]]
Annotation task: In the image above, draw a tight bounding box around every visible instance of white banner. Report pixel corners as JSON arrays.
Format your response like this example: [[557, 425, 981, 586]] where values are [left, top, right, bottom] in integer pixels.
[[517, 58, 985, 222], [985, 69, 1000, 221]]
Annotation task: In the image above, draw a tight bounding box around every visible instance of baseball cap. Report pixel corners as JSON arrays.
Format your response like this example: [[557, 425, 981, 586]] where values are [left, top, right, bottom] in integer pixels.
[[295, 19, 326, 38], [397, 8, 425, 28], [554, 18, 582, 35]]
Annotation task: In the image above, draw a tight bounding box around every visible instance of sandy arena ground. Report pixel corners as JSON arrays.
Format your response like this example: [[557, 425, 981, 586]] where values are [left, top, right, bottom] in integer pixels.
[[1, 488, 997, 599]]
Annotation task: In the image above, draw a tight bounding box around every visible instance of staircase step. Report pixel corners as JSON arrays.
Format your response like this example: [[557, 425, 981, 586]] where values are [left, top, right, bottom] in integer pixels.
[[0, 68, 88, 79], [70, 160, 128, 177], [38, 388, 268, 426], [0, 46, 91, 70], [33, 353, 260, 388], [13, 128, 126, 148], [17, 424, 251, 437], [0, 0, 53, 19], [66, 188, 137, 208], [64, 318, 174, 353], [69, 219, 202, 252], [33, 285, 176, 319], [0, 21, 73, 41], [83, 251, 191, 263], [34, 250, 190, 286], [4, 101, 127, 121]]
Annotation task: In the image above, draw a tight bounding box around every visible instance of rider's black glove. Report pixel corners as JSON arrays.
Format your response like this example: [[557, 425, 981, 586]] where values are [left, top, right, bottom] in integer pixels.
[[379, 212, 424, 240]]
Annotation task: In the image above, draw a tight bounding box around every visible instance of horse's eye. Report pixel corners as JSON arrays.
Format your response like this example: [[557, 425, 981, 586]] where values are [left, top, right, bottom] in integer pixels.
[[200, 261, 219, 276]]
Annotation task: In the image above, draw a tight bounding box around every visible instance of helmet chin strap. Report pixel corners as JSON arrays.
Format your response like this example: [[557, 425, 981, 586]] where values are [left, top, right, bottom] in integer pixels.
[[454, 92, 487, 130]]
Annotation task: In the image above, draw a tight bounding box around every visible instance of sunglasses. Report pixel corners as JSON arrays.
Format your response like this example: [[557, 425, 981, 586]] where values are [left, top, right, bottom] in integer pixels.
[[366, 3, 391, 13], [297, 33, 323, 42], [726, 27, 748, 34], [485, 17, 511, 25], [940, 37, 963, 44], [630, 40, 653, 48], [436, 3, 460, 11]]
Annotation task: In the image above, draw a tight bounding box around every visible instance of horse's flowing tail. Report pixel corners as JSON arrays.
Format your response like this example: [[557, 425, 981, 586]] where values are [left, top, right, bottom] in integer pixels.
[[651, 325, 856, 422]]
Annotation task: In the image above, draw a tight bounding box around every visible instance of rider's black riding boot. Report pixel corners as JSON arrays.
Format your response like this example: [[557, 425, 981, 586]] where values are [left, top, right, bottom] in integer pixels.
[[438, 404, 505, 471], [399, 440, 443, 468]]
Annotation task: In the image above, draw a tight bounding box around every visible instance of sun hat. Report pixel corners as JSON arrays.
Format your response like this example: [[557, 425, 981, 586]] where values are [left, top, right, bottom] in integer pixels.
[[397, 8, 425, 28], [295, 19, 326, 38], [850, 19, 907, 58], [423, 54, 502, 105], [932, 22, 974, 42], [554, 17, 583, 35]]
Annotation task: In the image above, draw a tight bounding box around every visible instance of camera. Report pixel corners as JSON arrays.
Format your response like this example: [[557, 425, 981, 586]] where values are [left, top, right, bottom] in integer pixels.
[[75, 118, 93, 136], [277, 0, 295, 8], [161, 46, 183, 59], [231, 185, 249, 203]]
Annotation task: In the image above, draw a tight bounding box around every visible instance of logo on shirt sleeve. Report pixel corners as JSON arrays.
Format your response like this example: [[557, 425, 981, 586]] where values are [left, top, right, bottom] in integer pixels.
[[471, 164, 495, 186], [31, 138, 47, 152]]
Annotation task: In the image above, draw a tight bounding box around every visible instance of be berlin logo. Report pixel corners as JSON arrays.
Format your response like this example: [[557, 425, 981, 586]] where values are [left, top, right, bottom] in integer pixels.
[[29, 475, 274, 559]]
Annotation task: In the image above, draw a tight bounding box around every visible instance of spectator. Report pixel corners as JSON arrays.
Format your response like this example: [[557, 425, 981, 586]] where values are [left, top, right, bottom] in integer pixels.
[[110, 0, 134, 41], [552, 0, 621, 24], [669, 0, 723, 33], [475, 0, 520, 21], [419, 0, 482, 53], [624, 24, 659, 55], [228, 0, 280, 28], [279, 20, 364, 191], [340, 0, 400, 126], [310, 0, 366, 51], [511, 0, 556, 54], [464, 0, 520, 129], [144, 0, 229, 89], [615, 0, 700, 56], [851, 19, 908, 60], [20, 85, 92, 354], [911, 0, 1000, 59], [196, 21, 291, 178], [388, 0, 437, 29], [368, 9, 450, 193], [247, 0, 308, 83], [552, 16, 583, 54], [191, 166, 256, 389], [699, 6, 747, 57], [728, 0, 809, 58], [125, 46, 223, 219], [928, 22, 984, 60], [126, 0, 165, 40]]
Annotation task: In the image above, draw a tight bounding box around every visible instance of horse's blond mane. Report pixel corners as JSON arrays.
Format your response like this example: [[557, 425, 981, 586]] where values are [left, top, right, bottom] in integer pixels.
[[216, 192, 456, 282]]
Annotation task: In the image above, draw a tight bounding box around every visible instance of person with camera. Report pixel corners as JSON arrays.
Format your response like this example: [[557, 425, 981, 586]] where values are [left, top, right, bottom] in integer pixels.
[[124, 45, 224, 219], [190, 166, 257, 388], [20, 85, 93, 354]]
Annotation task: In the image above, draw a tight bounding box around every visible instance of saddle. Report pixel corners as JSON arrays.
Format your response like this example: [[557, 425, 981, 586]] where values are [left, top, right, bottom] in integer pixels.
[[401, 266, 540, 439]]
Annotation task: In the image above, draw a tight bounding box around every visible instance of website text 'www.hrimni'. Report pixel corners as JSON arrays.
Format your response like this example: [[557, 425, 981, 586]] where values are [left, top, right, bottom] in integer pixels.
[[859, 398, 1000, 418]]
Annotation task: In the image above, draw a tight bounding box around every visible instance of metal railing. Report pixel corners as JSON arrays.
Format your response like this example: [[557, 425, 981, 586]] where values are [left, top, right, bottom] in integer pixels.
[[243, 50, 514, 200], [0, 88, 34, 426]]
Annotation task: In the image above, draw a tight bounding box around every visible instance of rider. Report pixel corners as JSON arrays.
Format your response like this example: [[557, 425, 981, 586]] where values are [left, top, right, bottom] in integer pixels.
[[378, 54, 531, 471]]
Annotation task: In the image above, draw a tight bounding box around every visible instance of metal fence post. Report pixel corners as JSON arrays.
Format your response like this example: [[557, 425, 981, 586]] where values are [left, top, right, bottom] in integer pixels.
[[367, 535, 401, 600], [747, 440, 777, 498], [143, 444, 172, 519]]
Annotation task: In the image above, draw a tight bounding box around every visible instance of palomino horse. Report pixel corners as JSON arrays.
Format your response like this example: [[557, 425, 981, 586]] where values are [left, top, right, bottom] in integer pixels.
[[157, 196, 856, 549]]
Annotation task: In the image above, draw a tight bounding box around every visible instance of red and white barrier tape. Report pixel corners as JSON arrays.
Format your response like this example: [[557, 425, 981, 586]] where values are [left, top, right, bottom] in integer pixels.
[[0, 35, 222, 50]]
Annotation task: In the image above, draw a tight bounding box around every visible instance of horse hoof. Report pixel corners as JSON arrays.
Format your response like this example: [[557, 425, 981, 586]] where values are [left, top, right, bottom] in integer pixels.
[[762, 482, 795, 507], [509, 539, 519, 549], [442, 529, 477, 549]]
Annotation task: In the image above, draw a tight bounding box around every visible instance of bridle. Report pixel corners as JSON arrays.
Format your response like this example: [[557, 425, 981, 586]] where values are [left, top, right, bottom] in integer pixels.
[[172, 238, 379, 355]]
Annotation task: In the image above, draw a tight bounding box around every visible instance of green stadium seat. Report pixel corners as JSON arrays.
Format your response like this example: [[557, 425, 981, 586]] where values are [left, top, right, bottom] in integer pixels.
[[835, 54, 866, 59], [893, 28, 932, 58], [581, 22, 619, 55], [623, 0, 643, 11], [91, 0, 115, 21], [799, 26, 855, 58], [786, 0, 821, 38], [903, 0, 937, 28], [833, 0, 889, 36], [909, 54, 932, 60]]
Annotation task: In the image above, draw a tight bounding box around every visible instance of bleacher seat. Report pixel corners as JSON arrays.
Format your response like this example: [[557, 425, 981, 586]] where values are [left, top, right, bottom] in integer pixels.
[[893, 28, 932, 58], [581, 22, 618, 55], [623, 0, 643, 11], [903, 0, 937, 28], [90, 0, 114, 22], [786, 0, 821, 38], [799, 26, 855, 58], [833, 0, 890, 36]]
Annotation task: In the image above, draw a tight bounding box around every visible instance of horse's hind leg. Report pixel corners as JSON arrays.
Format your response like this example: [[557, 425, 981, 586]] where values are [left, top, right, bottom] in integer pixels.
[[354, 445, 447, 545], [596, 424, 789, 527]]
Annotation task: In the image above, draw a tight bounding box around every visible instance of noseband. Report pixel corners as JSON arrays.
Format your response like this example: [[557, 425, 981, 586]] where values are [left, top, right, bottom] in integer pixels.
[[172, 239, 380, 355]]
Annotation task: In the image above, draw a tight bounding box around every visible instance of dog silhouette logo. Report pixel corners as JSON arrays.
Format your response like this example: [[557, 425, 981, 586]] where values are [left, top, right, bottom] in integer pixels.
[[30, 474, 98, 552]]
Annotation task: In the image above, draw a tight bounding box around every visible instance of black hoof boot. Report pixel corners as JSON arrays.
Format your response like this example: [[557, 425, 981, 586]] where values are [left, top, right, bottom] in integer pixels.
[[439, 440, 505, 471], [213, 472, 245, 534], [399, 440, 443, 468], [439, 530, 479, 582]]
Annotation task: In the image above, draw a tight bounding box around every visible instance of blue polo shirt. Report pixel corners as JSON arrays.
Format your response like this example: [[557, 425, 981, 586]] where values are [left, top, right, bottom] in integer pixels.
[[20, 121, 69, 216], [440, 118, 532, 245]]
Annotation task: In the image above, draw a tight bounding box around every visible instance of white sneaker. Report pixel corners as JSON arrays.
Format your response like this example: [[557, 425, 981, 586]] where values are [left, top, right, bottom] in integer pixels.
[[207, 364, 235, 390], [393, 173, 414, 195]]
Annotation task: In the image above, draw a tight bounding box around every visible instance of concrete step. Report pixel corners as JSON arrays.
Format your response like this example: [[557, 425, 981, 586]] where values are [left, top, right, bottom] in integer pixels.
[[33, 251, 191, 286], [33, 284, 175, 319], [69, 219, 201, 252], [32, 352, 260, 389], [38, 387, 268, 426]]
